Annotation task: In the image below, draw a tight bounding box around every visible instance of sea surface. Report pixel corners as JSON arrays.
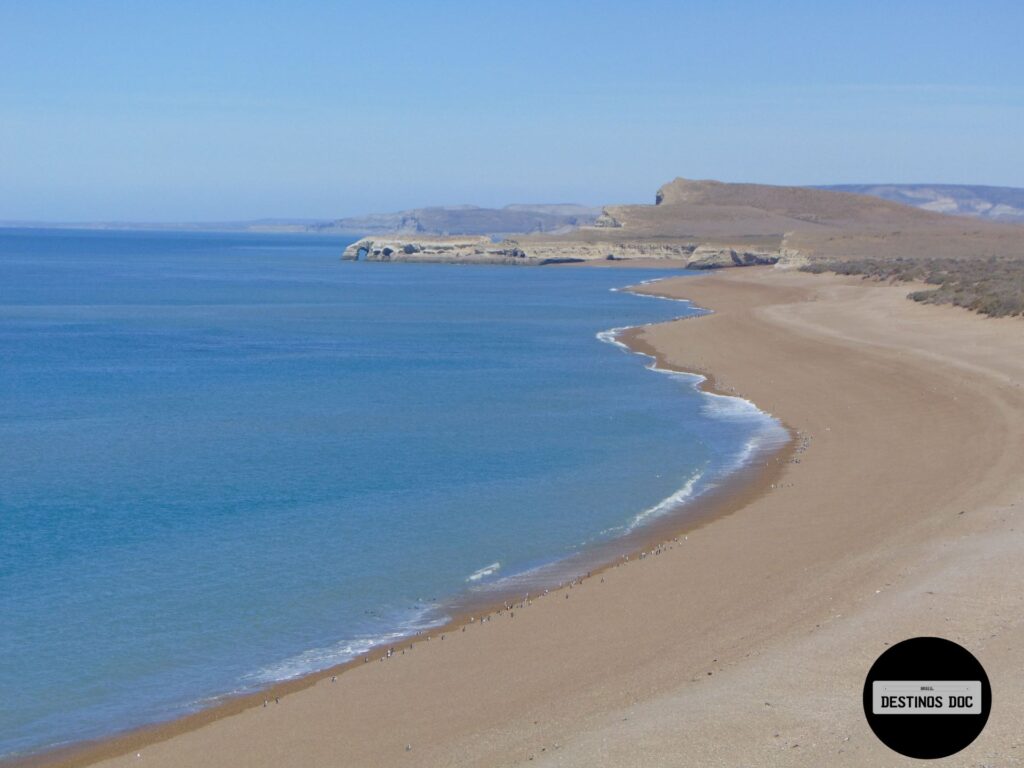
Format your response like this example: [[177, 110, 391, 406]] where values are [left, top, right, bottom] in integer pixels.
[[0, 229, 785, 758]]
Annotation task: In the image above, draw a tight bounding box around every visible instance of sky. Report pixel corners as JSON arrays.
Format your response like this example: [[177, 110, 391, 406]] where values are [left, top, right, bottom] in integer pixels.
[[1, 0, 1022, 221]]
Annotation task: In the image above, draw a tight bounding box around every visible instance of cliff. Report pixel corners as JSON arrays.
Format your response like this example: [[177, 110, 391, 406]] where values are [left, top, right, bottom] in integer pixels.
[[341, 237, 535, 265], [341, 236, 782, 268]]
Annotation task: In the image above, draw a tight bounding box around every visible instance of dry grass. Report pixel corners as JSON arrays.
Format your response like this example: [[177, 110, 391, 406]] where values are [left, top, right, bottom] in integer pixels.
[[802, 256, 1024, 317]]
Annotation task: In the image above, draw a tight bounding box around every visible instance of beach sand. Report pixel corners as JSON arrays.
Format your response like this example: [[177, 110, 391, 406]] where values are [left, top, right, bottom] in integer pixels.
[[37, 267, 1024, 767]]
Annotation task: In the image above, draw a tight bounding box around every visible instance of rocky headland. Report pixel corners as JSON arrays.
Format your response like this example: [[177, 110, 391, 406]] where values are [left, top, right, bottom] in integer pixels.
[[341, 177, 1024, 273], [340, 235, 784, 268]]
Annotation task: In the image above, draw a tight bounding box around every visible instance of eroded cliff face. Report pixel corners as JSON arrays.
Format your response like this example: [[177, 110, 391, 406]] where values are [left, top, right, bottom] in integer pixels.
[[685, 245, 781, 269], [341, 237, 534, 264], [342, 236, 789, 268]]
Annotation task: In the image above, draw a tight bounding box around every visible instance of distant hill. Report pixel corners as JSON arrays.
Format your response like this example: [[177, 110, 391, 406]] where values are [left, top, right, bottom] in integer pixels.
[[543, 177, 1024, 264], [585, 177, 949, 241], [818, 184, 1024, 223], [0, 206, 601, 237], [314, 204, 601, 236]]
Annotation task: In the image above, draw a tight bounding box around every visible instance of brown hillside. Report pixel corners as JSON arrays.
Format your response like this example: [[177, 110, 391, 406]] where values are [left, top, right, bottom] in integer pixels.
[[652, 177, 949, 227], [558, 177, 1024, 262]]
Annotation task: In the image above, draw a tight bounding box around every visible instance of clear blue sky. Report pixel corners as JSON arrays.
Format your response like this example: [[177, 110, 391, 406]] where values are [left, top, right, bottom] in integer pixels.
[[2, 1, 1022, 221]]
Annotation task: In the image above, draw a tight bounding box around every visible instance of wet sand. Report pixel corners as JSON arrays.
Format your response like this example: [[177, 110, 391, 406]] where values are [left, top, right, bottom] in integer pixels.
[[28, 267, 1024, 767]]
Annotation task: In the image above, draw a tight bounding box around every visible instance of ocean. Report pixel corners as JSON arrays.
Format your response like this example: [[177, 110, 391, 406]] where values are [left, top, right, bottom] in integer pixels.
[[0, 228, 786, 758]]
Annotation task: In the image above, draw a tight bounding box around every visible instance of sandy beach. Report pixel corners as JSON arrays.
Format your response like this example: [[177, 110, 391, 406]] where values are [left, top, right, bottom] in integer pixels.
[[34, 267, 1024, 768]]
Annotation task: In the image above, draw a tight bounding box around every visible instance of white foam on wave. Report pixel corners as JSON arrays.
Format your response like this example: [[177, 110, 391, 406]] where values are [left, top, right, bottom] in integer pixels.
[[463, 556, 588, 598], [700, 389, 769, 421], [595, 281, 790, 540], [595, 326, 632, 350], [466, 562, 501, 582], [244, 606, 445, 684], [646, 363, 790, 456], [611, 279, 700, 310], [598, 277, 701, 351], [610, 276, 684, 293], [732, 434, 763, 469], [638, 344, 784, 436], [626, 468, 705, 532]]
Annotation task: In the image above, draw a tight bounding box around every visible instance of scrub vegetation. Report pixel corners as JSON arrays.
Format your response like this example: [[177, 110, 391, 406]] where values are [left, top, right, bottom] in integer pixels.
[[802, 256, 1024, 317]]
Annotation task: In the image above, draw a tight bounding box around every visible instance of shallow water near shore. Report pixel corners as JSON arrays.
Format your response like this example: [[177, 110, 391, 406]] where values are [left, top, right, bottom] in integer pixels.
[[0, 229, 784, 759]]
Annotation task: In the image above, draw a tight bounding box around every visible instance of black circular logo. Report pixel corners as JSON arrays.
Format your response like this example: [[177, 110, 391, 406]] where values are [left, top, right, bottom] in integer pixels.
[[863, 637, 991, 759]]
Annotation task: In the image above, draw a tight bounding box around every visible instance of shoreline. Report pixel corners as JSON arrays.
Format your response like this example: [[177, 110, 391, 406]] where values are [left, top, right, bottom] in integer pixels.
[[8, 273, 793, 768], [15, 265, 1024, 767]]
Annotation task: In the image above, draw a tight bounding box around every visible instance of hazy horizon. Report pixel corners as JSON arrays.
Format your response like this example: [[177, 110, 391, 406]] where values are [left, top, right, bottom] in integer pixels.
[[2, 0, 1022, 221]]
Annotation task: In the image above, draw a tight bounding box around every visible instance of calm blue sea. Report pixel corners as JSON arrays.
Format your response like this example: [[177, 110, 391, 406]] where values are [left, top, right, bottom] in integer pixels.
[[0, 228, 785, 758]]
